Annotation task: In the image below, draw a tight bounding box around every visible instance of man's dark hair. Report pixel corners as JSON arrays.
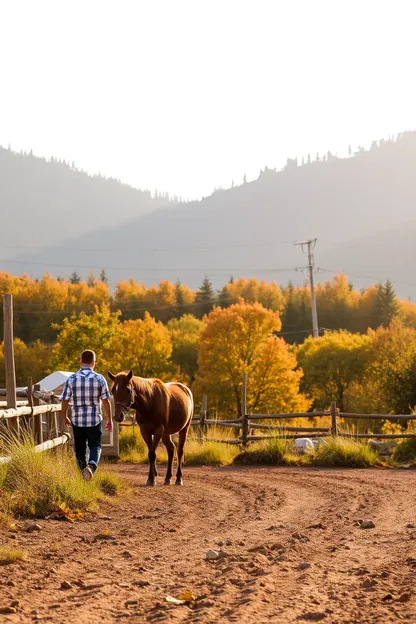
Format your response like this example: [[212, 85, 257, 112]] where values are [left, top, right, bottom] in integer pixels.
[[81, 350, 96, 365]]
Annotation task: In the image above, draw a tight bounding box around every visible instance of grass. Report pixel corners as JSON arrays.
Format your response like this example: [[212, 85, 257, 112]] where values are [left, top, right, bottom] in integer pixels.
[[391, 438, 416, 464], [95, 471, 121, 496], [118, 426, 381, 469], [0, 435, 122, 519], [119, 424, 238, 466], [311, 436, 379, 468], [234, 436, 301, 466], [0, 546, 25, 566]]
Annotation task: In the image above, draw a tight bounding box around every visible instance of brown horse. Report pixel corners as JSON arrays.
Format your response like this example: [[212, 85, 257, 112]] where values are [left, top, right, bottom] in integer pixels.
[[108, 370, 194, 486]]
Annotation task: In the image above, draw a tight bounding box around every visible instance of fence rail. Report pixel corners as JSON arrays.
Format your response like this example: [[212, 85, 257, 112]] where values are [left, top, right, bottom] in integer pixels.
[[192, 376, 416, 448]]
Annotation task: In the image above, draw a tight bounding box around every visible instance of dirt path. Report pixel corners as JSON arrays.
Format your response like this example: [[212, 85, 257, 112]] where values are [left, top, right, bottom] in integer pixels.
[[1, 465, 416, 623]]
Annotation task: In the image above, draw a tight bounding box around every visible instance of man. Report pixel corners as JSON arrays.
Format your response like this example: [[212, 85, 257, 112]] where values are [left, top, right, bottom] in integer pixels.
[[61, 350, 113, 481]]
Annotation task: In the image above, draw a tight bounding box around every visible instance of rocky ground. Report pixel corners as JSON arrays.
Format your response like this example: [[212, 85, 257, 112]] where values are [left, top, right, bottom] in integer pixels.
[[1, 464, 416, 623]]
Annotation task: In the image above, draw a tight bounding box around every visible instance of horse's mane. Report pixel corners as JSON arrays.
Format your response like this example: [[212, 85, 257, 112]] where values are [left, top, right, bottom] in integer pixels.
[[116, 371, 169, 401]]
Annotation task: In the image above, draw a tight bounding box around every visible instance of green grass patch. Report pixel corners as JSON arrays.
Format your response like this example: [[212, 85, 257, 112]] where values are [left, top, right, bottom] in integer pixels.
[[311, 436, 379, 468], [391, 438, 416, 464], [0, 436, 123, 519], [234, 436, 300, 466], [0, 546, 25, 566], [95, 471, 121, 496], [184, 439, 238, 465]]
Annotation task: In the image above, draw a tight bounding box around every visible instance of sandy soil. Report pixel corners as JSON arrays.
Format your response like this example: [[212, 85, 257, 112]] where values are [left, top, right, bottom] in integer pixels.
[[1, 464, 416, 623]]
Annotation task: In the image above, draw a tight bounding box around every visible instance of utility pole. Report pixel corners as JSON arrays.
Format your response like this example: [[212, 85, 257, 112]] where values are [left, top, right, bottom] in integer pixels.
[[294, 238, 319, 338]]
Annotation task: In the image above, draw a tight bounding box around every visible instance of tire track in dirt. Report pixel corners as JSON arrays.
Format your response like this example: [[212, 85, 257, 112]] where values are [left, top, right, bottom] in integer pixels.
[[1, 465, 416, 623]]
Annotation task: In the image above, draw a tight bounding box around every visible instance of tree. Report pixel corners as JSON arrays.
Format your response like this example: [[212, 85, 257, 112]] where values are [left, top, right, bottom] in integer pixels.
[[109, 313, 177, 379], [243, 174, 247, 184], [194, 276, 216, 318], [297, 331, 372, 411], [52, 305, 120, 372], [348, 144, 352, 156], [366, 320, 416, 414], [69, 271, 81, 284], [374, 280, 399, 327], [100, 269, 108, 284], [87, 271, 97, 287], [194, 302, 309, 416], [167, 315, 206, 383]]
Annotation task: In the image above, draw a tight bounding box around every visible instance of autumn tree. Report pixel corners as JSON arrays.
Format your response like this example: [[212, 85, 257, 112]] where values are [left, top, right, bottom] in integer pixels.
[[108, 313, 177, 379], [366, 319, 416, 414], [297, 331, 372, 411], [194, 302, 309, 417], [51, 305, 120, 372], [167, 315, 206, 383]]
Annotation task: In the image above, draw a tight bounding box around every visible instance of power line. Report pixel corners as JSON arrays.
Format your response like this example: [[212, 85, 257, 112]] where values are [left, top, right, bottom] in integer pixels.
[[0, 240, 296, 253], [1, 258, 298, 274]]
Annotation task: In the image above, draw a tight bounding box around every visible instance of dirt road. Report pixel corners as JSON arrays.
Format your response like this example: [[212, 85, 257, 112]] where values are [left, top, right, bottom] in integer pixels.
[[1, 465, 416, 623]]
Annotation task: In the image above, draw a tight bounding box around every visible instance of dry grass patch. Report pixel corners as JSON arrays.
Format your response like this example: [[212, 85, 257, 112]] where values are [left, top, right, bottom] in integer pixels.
[[0, 546, 25, 566]]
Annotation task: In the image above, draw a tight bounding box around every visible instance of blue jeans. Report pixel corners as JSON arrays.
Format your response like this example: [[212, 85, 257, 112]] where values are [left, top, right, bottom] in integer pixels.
[[72, 423, 102, 472]]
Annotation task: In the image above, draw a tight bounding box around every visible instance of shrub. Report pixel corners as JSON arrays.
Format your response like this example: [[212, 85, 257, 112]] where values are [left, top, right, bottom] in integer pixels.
[[391, 438, 416, 464], [234, 436, 299, 465], [311, 436, 379, 468]]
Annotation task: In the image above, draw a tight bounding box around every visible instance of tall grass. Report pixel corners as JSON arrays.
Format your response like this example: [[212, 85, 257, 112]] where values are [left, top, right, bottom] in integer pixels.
[[234, 435, 300, 465], [0, 436, 121, 518], [119, 424, 238, 466], [311, 436, 379, 468]]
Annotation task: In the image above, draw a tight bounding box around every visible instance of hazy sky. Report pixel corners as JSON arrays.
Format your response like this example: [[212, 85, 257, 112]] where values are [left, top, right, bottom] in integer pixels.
[[1, 0, 415, 199]]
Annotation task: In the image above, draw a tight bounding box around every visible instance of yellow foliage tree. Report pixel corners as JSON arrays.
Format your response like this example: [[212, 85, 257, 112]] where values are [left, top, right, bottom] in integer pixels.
[[167, 315, 206, 383], [297, 331, 372, 411], [108, 313, 177, 379], [194, 302, 309, 417]]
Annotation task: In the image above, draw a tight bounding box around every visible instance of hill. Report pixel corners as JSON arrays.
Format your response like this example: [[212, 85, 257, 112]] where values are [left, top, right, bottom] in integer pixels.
[[0, 146, 175, 264], [3, 132, 416, 297]]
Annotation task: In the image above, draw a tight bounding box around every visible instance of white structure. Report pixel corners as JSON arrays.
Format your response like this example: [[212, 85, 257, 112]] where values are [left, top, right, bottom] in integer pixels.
[[36, 371, 119, 458], [37, 371, 72, 396], [294, 438, 315, 454]]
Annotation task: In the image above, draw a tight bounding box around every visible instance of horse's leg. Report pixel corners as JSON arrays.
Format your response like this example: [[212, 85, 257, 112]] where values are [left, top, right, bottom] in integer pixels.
[[175, 423, 190, 486], [144, 426, 164, 486], [162, 434, 175, 486]]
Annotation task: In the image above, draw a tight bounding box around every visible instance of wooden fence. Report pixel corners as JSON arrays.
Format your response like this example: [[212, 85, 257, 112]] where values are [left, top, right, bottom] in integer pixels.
[[193, 374, 416, 447], [0, 294, 68, 462]]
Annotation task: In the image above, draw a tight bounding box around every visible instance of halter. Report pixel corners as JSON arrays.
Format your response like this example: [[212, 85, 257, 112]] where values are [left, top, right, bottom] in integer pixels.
[[115, 386, 135, 411]]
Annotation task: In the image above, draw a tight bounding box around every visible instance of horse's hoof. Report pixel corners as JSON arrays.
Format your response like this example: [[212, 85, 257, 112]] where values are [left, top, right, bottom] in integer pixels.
[[164, 479, 172, 486], [175, 479, 184, 486], [145, 479, 156, 487]]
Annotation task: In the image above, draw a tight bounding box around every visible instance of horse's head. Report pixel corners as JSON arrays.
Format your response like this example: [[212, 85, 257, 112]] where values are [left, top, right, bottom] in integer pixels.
[[108, 370, 135, 422]]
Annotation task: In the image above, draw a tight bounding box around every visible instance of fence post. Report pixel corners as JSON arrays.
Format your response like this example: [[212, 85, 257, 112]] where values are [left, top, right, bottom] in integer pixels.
[[33, 383, 43, 444], [331, 401, 338, 436], [25, 376, 34, 438], [200, 394, 207, 439], [241, 373, 249, 447], [3, 294, 19, 437]]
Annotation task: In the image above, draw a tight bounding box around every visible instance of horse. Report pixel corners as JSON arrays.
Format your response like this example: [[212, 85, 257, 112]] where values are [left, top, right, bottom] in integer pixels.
[[108, 370, 194, 486]]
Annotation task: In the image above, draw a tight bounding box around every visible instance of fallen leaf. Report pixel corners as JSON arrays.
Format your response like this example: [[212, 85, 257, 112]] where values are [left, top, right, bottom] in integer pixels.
[[178, 591, 196, 602]]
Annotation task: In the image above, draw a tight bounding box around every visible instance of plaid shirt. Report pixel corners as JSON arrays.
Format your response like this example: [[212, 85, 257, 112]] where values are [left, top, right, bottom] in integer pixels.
[[61, 367, 111, 427]]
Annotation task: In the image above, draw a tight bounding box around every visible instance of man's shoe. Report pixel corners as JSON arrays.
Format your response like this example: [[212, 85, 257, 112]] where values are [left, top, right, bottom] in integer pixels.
[[82, 466, 94, 481]]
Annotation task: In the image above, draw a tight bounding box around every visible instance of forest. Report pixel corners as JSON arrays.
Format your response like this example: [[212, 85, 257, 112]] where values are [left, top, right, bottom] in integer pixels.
[[1, 270, 415, 425]]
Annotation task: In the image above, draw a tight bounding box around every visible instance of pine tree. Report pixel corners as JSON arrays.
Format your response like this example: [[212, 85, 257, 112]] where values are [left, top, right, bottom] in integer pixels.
[[174, 279, 185, 317], [69, 271, 81, 284], [307, 154, 311, 164], [348, 145, 352, 156], [100, 269, 108, 284], [374, 280, 399, 327], [243, 174, 247, 184], [87, 271, 96, 287], [195, 276, 215, 318]]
